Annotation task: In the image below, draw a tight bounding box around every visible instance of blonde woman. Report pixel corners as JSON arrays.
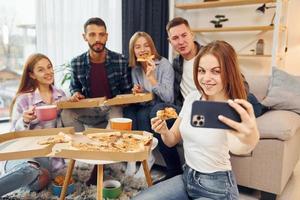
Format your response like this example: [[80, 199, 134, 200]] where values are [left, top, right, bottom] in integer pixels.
[[123, 32, 174, 176]]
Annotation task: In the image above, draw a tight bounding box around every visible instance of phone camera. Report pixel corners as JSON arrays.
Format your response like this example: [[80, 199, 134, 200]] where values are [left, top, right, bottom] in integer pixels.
[[192, 115, 205, 127]]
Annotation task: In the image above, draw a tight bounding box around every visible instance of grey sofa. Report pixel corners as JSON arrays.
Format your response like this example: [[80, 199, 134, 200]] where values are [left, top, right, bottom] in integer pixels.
[[154, 75, 300, 199]]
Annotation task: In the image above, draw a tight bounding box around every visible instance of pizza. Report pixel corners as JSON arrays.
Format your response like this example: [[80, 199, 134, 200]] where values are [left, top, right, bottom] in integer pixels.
[[137, 54, 154, 62], [72, 132, 152, 152], [156, 107, 178, 120], [38, 132, 72, 145]]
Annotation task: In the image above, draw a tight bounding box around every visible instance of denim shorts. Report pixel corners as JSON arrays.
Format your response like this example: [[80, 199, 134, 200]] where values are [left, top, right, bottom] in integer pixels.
[[182, 164, 239, 200]]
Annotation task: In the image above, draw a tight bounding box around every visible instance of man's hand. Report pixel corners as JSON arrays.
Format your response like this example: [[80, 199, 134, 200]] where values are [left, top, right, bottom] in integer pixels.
[[69, 92, 85, 102], [23, 106, 36, 123]]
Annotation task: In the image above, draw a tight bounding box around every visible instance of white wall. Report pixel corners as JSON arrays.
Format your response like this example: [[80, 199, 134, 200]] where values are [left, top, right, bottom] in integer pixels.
[[174, 0, 300, 76], [285, 0, 300, 75]]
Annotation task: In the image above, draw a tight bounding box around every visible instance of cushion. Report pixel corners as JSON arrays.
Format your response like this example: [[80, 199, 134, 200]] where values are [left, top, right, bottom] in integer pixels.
[[261, 67, 300, 114], [257, 110, 300, 140]]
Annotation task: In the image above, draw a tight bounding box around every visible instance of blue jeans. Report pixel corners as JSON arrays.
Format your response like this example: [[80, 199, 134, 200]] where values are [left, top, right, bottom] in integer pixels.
[[0, 158, 51, 196], [61, 107, 109, 131], [123, 104, 153, 132], [149, 103, 183, 178], [132, 164, 239, 200]]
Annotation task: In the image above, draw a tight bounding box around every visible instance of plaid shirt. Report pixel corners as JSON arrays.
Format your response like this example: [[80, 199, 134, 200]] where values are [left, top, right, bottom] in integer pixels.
[[11, 86, 66, 131], [69, 48, 132, 98], [173, 41, 202, 107]]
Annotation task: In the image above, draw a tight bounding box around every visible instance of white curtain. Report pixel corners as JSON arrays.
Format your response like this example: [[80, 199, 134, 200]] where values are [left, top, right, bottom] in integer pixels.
[[36, 0, 122, 66]]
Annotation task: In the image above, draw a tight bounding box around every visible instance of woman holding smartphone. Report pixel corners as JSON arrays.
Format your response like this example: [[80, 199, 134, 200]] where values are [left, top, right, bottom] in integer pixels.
[[132, 40, 259, 200]]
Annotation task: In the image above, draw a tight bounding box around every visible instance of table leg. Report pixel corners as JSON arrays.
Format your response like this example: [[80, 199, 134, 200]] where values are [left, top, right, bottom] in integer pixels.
[[59, 159, 76, 200], [142, 159, 152, 186], [97, 164, 104, 200]]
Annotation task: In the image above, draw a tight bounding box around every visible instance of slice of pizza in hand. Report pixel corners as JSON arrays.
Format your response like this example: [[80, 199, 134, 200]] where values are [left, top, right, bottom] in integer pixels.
[[137, 54, 155, 62], [38, 132, 72, 145], [156, 107, 178, 120]]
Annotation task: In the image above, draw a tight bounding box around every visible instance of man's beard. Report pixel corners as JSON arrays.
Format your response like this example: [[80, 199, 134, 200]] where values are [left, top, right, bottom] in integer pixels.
[[89, 42, 106, 53]]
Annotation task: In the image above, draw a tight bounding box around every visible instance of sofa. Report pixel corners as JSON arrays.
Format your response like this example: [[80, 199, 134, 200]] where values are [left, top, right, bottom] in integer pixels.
[[154, 71, 300, 199]]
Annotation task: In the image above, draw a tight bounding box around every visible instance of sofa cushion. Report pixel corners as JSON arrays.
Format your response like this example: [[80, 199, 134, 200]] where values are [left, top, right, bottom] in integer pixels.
[[261, 67, 300, 114], [257, 110, 300, 140], [245, 75, 270, 102]]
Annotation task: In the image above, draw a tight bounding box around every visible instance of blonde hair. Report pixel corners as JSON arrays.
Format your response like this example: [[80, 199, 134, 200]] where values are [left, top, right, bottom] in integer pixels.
[[193, 40, 247, 100], [128, 32, 161, 67]]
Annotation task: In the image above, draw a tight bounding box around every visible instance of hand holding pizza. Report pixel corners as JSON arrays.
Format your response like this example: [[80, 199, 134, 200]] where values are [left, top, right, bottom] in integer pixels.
[[151, 117, 169, 136], [132, 84, 144, 94]]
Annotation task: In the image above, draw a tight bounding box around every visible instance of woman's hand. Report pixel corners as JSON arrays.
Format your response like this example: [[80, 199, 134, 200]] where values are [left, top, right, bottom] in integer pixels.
[[132, 84, 143, 94], [145, 59, 157, 81], [23, 106, 37, 123], [218, 99, 259, 147], [151, 117, 169, 136]]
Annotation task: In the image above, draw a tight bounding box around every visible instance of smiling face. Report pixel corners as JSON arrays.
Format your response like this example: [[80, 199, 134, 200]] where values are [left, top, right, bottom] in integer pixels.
[[168, 24, 195, 59], [134, 36, 152, 59], [30, 58, 54, 87], [197, 54, 227, 101], [83, 24, 108, 53]]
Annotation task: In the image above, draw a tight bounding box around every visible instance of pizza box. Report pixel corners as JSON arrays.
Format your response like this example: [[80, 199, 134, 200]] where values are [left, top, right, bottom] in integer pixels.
[[56, 97, 106, 109], [52, 128, 153, 162], [0, 127, 75, 161], [104, 93, 153, 106]]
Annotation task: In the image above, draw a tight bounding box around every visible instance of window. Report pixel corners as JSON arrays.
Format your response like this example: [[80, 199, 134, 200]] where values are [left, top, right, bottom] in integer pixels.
[[0, 0, 36, 120]]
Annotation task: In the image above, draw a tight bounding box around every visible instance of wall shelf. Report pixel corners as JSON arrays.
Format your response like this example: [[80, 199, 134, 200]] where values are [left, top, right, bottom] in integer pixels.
[[238, 54, 272, 58], [176, 0, 276, 10], [192, 25, 274, 32]]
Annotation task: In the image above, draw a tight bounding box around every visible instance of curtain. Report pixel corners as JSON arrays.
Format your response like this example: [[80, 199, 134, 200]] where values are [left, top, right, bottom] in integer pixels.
[[36, 0, 122, 66], [122, 0, 169, 58]]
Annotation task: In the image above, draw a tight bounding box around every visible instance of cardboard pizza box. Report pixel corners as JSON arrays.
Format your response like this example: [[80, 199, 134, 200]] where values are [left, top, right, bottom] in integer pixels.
[[56, 97, 106, 109], [104, 93, 153, 106], [53, 128, 153, 162], [0, 127, 75, 161]]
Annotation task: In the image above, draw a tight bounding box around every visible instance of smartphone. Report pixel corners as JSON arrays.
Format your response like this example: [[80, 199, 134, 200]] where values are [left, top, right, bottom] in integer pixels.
[[190, 100, 241, 130]]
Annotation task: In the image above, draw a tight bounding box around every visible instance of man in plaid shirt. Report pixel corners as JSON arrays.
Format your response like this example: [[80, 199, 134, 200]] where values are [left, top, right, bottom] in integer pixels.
[[61, 17, 132, 132]]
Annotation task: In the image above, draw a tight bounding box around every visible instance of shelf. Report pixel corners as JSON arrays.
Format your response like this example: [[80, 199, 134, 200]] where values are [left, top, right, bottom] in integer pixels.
[[238, 54, 272, 58], [176, 0, 276, 10], [192, 25, 274, 32]]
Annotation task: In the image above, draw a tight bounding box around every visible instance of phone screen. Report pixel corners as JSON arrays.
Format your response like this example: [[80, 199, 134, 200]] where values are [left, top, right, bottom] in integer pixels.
[[191, 100, 241, 130]]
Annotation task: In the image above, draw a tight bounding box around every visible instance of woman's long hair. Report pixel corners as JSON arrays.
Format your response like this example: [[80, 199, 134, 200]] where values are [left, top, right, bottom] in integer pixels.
[[193, 40, 247, 100], [9, 53, 53, 116], [128, 31, 161, 67]]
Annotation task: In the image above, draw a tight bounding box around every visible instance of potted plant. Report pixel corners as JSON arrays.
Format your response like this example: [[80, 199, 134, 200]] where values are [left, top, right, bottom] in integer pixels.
[[210, 15, 228, 28]]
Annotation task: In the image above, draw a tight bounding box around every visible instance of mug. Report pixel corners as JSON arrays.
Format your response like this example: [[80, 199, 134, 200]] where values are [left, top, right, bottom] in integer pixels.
[[35, 105, 58, 121], [102, 180, 122, 199], [110, 118, 132, 131]]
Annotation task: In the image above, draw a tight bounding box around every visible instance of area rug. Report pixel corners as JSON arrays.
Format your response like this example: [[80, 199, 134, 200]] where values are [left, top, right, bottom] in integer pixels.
[[1, 161, 164, 200]]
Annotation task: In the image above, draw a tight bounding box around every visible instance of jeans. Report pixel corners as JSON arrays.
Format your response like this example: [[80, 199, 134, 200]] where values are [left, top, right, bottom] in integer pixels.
[[61, 107, 109, 131], [123, 104, 153, 132], [0, 158, 51, 196], [132, 164, 239, 200], [149, 103, 183, 178]]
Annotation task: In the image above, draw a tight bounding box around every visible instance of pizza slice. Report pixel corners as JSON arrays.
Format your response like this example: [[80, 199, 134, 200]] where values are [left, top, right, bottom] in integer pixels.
[[137, 54, 155, 62], [156, 107, 178, 120], [38, 132, 72, 145]]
